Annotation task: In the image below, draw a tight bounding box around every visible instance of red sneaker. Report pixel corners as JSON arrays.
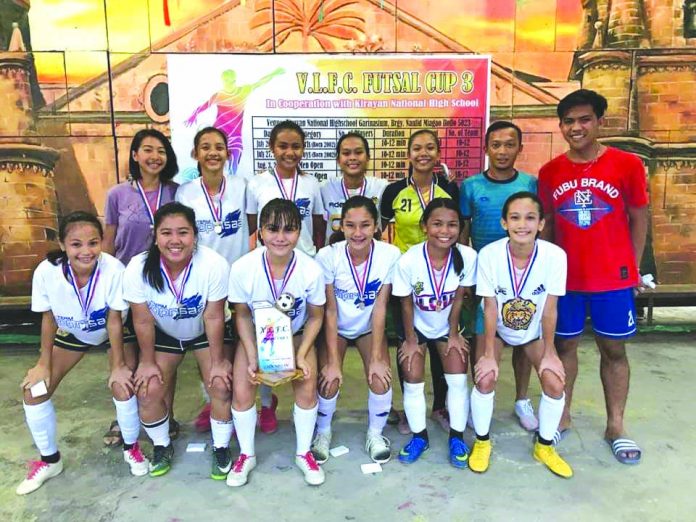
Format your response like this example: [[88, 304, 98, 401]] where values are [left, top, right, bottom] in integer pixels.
[[258, 394, 278, 434], [194, 403, 212, 433]]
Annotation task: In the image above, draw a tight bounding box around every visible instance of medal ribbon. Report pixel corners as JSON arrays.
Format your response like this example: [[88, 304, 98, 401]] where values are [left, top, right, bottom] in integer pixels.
[[506, 241, 538, 298], [66, 259, 101, 318], [160, 258, 193, 305], [345, 240, 374, 302], [262, 250, 297, 301], [272, 167, 298, 202], [411, 175, 436, 212], [423, 244, 452, 306], [201, 176, 226, 227], [341, 178, 366, 201], [135, 181, 163, 227]]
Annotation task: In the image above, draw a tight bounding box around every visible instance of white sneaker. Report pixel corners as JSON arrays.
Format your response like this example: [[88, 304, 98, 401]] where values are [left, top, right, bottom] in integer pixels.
[[365, 432, 391, 464], [295, 452, 325, 486], [514, 399, 539, 432], [16, 459, 64, 495], [124, 442, 149, 477], [226, 454, 256, 487], [310, 431, 331, 464]]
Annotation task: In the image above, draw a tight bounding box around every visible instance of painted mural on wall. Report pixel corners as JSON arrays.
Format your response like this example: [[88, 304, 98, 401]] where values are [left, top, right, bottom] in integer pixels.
[[0, 0, 694, 302]]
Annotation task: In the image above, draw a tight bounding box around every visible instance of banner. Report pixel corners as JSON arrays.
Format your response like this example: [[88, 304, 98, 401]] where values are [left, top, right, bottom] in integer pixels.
[[168, 54, 491, 184]]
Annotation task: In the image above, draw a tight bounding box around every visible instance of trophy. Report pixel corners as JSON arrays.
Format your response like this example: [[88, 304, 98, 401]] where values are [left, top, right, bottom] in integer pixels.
[[252, 300, 303, 386]]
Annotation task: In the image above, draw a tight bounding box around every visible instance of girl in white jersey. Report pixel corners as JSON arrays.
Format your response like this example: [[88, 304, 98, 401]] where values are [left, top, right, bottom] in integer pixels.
[[311, 196, 400, 464], [123, 202, 233, 479], [228, 199, 326, 487], [470, 191, 572, 478], [175, 126, 248, 435], [320, 132, 388, 243], [17, 212, 146, 496], [246, 120, 326, 432], [392, 198, 477, 467]]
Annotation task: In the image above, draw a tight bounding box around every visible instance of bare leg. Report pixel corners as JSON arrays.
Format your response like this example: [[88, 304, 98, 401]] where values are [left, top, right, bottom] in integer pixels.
[[555, 336, 580, 431], [595, 335, 632, 443]]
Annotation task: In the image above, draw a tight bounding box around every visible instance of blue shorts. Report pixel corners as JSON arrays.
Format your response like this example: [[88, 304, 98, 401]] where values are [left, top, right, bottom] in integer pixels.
[[556, 288, 637, 340]]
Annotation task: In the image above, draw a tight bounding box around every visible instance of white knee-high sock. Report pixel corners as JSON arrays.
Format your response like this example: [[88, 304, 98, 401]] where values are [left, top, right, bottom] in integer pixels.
[[444, 374, 468, 433], [403, 382, 426, 433], [260, 385, 273, 408], [470, 387, 495, 438], [538, 393, 565, 442], [316, 392, 338, 435], [367, 388, 392, 435], [211, 417, 234, 449], [112, 396, 140, 445], [24, 400, 58, 457], [232, 406, 256, 456], [142, 414, 170, 447], [294, 403, 318, 455]]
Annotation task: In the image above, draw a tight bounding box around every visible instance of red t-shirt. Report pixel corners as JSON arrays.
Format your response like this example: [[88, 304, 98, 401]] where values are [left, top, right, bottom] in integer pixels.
[[538, 147, 648, 292]]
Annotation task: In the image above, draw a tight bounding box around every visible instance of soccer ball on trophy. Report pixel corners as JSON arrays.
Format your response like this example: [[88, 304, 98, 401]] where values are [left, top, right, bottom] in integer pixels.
[[275, 292, 296, 313]]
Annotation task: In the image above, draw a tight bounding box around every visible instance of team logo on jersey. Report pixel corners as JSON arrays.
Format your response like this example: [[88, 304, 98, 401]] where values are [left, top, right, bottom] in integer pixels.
[[55, 306, 109, 332], [501, 297, 536, 330], [531, 284, 546, 296], [558, 190, 613, 229], [174, 294, 203, 319], [286, 296, 304, 319], [412, 281, 424, 295], [197, 210, 244, 237], [355, 278, 381, 308], [294, 198, 311, 217], [415, 290, 456, 311]]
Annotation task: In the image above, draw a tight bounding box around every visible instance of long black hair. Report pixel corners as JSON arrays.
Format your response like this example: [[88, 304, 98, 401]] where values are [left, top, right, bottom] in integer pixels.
[[193, 126, 229, 174], [142, 202, 198, 292], [128, 129, 179, 182], [329, 195, 381, 245], [47, 211, 103, 266], [336, 132, 371, 158], [421, 198, 464, 275]]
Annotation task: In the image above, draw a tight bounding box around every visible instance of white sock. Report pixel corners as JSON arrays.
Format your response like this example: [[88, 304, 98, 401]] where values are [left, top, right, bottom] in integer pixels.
[[232, 406, 256, 456], [142, 414, 170, 447], [444, 374, 468, 433], [403, 382, 426, 433], [367, 388, 392, 435], [316, 392, 338, 435], [211, 417, 234, 449], [538, 392, 565, 442], [112, 396, 140, 445], [470, 387, 495, 438], [200, 381, 210, 403], [260, 385, 273, 408], [23, 400, 58, 457], [293, 403, 318, 455]]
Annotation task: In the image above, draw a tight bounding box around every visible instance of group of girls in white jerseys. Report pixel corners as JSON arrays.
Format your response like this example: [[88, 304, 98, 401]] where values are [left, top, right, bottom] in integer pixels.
[[17, 120, 575, 497]]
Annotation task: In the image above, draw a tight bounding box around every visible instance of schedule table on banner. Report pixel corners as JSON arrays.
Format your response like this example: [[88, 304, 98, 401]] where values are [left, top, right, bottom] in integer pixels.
[[252, 116, 485, 183]]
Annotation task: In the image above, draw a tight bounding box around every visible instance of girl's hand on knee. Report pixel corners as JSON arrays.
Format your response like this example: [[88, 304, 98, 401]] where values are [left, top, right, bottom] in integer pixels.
[[367, 357, 391, 390], [474, 355, 498, 384], [21, 364, 51, 392], [133, 362, 163, 396], [296, 356, 312, 380], [108, 364, 135, 396], [398, 339, 424, 373], [247, 360, 259, 384], [319, 363, 342, 396], [538, 354, 566, 385], [445, 333, 469, 363], [209, 359, 234, 391]]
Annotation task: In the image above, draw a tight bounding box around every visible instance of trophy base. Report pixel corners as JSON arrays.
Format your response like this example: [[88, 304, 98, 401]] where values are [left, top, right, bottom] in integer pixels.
[[255, 369, 304, 387]]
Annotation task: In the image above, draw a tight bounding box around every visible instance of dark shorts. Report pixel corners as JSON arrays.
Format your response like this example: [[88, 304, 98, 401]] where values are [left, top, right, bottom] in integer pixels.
[[397, 326, 449, 346], [54, 329, 101, 352], [338, 331, 372, 345], [556, 288, 637, 340]]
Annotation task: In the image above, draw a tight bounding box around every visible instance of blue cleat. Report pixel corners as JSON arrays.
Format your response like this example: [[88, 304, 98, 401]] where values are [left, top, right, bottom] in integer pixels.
[[398, 436, 429, 464], [449, 437, 470, 469]]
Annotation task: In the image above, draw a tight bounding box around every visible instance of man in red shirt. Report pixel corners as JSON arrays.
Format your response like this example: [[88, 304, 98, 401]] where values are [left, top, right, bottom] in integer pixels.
[[538, 89, 648, 465]]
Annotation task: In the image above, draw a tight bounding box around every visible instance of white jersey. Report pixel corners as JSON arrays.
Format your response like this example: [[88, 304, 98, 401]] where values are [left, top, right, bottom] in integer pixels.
[[476, 238, 566, 346], [246, 169, 325, 255], [228, 247, 326, 334], [392, 242, 477, 339], [320, 176, 389, 245], [123, 246, 229, 341], [175, 174, 249, 265], [31, 253, 127, 346], [315, 239, 401, 338]]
